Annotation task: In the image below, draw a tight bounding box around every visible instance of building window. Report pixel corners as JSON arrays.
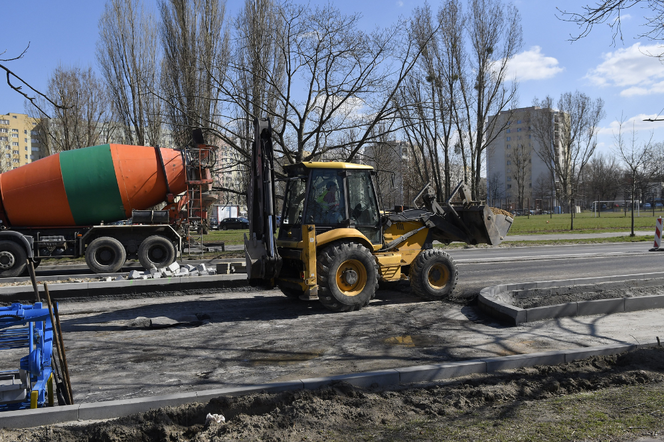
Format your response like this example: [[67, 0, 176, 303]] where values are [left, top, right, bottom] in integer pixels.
[[517, 128, 522, 132], [11, 134, 18, 138], [506, 137, 511, 141], [12, 142, 18, 146], [517, 120, 522, 124], [506, 160, 511, 165], [506, 129, 511, 133], [507, 144, 510, 149], [507, 184, 512, 189], [0, 120, 9, 125]]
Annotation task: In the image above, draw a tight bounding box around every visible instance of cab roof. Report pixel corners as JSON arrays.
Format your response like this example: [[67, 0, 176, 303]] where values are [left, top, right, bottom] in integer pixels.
[[284, 161, 373, 176]]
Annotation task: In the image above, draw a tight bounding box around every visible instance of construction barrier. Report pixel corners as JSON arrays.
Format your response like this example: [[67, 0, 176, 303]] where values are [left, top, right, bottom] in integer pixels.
[[651, 217, 663, 251]]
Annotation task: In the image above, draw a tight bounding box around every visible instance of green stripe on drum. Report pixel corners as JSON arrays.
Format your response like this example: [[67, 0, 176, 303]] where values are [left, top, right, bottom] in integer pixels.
[[59, 144, 125, 225]]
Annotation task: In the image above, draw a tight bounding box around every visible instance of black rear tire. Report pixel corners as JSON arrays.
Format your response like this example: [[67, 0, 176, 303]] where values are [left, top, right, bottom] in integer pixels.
[[85, 237, 127, 274], [138, 235, 176, 269], [0, 240, 27, 277], [317, 242, 378, 312], [278, 284, 305, 299], [410, 249, 458, 300]]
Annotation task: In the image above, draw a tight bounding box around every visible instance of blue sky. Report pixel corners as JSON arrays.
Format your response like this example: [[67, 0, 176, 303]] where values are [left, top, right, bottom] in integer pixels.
[[2, 0, 663, 155]]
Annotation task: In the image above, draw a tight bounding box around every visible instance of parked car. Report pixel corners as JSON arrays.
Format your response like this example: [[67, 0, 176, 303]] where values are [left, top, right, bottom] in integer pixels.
[[217, 217, 249, 230], [657, 202, 663, 208], [644, 203, 652, 209]]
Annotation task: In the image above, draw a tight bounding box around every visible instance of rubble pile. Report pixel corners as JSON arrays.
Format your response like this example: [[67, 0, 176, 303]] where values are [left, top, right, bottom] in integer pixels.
[[100, 262, 217, 282]]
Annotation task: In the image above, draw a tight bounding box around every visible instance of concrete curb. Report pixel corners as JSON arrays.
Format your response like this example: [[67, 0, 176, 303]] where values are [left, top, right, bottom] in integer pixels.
[[0, 274, 248, 303], [0, 341, 651, 429], [478, 272, 664, 326]]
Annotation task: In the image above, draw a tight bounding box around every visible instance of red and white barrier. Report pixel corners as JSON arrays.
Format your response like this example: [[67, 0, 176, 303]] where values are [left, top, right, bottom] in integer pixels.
[[651, 217, 663, 251]]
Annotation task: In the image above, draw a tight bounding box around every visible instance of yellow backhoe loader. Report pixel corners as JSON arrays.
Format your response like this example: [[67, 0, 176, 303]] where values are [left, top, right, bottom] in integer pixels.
[[245, 119, 513, 312]]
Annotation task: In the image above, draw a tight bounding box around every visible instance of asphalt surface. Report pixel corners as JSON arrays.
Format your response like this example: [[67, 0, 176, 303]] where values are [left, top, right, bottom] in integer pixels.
[[2, 231, 664, 435], [0, 232, 661, 406]]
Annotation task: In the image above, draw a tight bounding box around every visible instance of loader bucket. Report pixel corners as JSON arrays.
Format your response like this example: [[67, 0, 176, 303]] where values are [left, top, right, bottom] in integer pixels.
[[484, 208, 513, 245], [452, 205, 513, 246]]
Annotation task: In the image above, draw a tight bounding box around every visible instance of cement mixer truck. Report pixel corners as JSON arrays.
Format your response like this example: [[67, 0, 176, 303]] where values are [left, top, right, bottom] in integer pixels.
[[0, 133, 216, 277]]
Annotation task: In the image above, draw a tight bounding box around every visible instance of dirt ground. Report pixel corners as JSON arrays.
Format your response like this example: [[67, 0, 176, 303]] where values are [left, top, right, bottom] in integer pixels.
[[2, 278, 664, 441], [2, 347, 664, 441], [509, 280, 664, 309]]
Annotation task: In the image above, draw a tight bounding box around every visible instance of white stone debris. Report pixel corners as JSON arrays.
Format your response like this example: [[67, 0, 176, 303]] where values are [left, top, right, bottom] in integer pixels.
[[167, 261, 180, 272], [205, 413, 225, 424], [124, 259, 216, 280], [128, 270, 143, 280]]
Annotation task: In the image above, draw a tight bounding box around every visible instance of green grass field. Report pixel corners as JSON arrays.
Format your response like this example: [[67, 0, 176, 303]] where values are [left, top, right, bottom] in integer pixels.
[[509, 210, 663, 234], [197, 210, 663, 249]]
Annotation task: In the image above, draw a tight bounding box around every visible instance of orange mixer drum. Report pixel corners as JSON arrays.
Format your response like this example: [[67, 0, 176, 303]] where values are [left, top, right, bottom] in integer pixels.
[[0, 144, 187, 227]]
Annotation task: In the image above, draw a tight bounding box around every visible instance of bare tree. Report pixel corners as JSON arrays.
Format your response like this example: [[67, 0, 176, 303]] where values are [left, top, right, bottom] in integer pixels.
[[582, 153, 622, 216], [508, 142, 530, 210], [393, 0, 464, 200], [532, 172, 555, 212], [487, 171, 505, 207], [1, 45, 66, 116], [559, 1, 664, 44], [454, 0, 523, 199], [159, 0, 229, 146], [530, 92, 605, 230], [227, 0, 283, 155], [28, 66, 111, 154], [97, 0, 162, 146], [220, 2, 425, 167], [614, 119, 656, 235]]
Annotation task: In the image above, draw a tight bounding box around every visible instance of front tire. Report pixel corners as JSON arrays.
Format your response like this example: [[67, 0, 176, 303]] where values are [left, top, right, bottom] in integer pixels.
[[138, 235, 176, 269], [0, 240, 27, 277], [410, 249, 458, 300], [85, 237, 127, 273], [317, 242, 378, 312]]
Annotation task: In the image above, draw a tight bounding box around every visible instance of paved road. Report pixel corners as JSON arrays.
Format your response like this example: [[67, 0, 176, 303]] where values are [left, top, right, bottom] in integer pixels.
[[2, 238, 662, 405]]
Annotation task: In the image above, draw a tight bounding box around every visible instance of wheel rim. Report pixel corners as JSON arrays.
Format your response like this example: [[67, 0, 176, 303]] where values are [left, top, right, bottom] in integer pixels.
[[97, 248, 116, 265], [149, 246, 166, 261], [0, 251, 15, 270], [335, 259, 367, 296], [427, 263, 450, 290]]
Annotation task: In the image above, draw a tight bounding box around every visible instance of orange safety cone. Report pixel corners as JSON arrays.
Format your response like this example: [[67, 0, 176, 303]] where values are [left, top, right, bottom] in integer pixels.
[[650, 217, 663, 251]]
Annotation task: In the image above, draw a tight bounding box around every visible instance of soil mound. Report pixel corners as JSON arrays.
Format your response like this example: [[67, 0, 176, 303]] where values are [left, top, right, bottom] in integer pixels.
[[4, 347, 664, 441]]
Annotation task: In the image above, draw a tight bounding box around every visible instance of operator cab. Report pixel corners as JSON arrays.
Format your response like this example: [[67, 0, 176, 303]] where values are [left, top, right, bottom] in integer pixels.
[[278, 162, 382, 244]]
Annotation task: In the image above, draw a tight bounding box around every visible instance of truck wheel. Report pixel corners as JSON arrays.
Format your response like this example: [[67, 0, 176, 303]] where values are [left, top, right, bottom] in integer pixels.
[[410, 249, 458, 300], [138, 235, 176, 269], [85, 237, 127, 274], [0, 240, 27, 277], [317, 242, 378, 312]]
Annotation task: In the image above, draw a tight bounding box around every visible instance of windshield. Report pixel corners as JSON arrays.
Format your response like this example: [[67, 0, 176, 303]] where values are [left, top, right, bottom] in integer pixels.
[[282, 177, 307, 225], [303, 170, 345, 225]]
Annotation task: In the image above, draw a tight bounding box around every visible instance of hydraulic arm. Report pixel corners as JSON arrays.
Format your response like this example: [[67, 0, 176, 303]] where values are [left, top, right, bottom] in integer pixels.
[[244, 118, 282, 284]]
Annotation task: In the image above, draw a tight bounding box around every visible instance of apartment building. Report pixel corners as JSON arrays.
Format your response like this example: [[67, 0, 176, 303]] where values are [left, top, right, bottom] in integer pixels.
[[0, 113, 39, 171], [486, 106, 564, 211]]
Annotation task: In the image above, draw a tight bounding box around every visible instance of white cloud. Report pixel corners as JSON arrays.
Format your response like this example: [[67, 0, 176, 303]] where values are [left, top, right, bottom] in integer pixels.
[[598, 113, 663, 136], [505, 46, 563, 81], [585, 43, 664, 95], [396, 1, 404, 7]]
